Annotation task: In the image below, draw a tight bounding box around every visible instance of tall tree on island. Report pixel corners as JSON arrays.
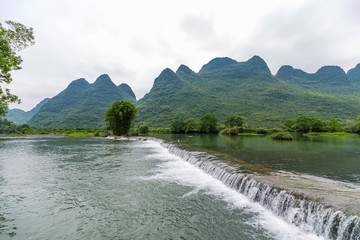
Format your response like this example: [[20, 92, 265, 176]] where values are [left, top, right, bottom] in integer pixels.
[[0, 21, 35, 116], [105, 101, 137, 135]]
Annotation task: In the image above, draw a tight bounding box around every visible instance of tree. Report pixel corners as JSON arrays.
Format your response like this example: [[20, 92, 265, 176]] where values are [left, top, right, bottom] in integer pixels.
[[224, 115, 244, 128], [184, 118, 197, 133], [199, 113, 218, 133], [328, 118, 342, 132], [292, 115, 327, 132], [138, 124, 149, 134], [0, 21, 35, 116], [292, 115, 312, 132], [282, 119, 294, 131], [171, 120, 185, 133], [105, 101, 136, 135], [309, 117, 327, 132]]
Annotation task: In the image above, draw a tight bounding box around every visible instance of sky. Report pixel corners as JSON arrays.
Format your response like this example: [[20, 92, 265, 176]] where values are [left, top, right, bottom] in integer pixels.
[[1, 0, 360, 111]]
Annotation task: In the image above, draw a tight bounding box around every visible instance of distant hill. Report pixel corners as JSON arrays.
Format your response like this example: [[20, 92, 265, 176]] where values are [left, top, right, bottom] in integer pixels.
[[6, 98, 50, 124], [28, 74, 136, 128], [275, 65, 358, 94], [136, 56, 359, 127], [348, 64, 360, 86]]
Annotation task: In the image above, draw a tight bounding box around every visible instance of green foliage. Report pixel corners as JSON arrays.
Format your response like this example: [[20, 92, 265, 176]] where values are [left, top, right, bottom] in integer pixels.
[[221, 127, 239, 135], [105, 101, 137, 135], [270, 132, 293, 141], [199, 113, 218, 133], [291, 115, 327, 133], [184, 118, 197, 133], [0, 118, 31, 134], [154, 128, 171, 134], [224, 115, 244, 128], [328, 118, 343, 132], [282, 115, 346, 134], [255, 127, 268, 134], [282, 119, 295, 131], [138, 124, 149, 134], [170, 120, 186, 133], [0, 21, 35, 116]]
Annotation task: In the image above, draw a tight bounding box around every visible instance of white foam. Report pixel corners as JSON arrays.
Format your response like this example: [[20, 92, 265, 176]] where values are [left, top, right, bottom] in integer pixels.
[[142, 141, 323, 240]]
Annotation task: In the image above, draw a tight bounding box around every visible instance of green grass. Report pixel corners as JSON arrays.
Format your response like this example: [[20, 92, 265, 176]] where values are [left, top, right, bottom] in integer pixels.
[[303, 132, 358, 137], [65, 132, 96, 137], [238, 133, 264, 136]]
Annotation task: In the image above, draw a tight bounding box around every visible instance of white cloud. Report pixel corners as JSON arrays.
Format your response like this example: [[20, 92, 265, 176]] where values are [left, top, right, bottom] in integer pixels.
[[1, 0, 359, 111]]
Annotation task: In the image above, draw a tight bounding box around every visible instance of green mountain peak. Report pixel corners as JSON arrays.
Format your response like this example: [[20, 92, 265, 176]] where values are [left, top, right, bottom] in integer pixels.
[[347, 63, 360, 85], [176, 64, 195, 75], [199, 57, 238, 73], [28, 74, 136, 128], [315, 66, 349, 84], [67, 78, 90, 88], [118, 83, 136, 99], [94, 74, 117, 87], [246, 55, 271, 75]]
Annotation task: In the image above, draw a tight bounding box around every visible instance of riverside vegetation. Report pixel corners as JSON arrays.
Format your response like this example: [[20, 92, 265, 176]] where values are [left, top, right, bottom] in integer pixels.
[[2, 111, 360, 139]]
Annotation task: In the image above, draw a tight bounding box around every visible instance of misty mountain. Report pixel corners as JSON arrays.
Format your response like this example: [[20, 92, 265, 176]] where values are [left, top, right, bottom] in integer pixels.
[[28, 74, 136, 128], [6, 98, 50, 125], [275, 64, 358, 94]]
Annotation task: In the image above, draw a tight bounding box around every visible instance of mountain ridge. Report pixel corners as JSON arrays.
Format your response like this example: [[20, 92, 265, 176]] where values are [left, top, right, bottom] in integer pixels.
[[136, 56, 359, 127], [5, 98, 50, 124], [28, 75, 136, 128], [7, 55, 360, 128]]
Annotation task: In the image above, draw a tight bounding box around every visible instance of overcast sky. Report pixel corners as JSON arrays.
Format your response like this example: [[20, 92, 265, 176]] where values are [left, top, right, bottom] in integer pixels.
[[1, 0, 360, 111]]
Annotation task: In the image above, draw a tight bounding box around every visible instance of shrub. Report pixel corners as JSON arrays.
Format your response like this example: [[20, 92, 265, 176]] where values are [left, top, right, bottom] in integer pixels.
[[138, 124, 149, 134], [255, 127, 268, 134], [270, 132, 293, 141], [221, 128, 239, 135]]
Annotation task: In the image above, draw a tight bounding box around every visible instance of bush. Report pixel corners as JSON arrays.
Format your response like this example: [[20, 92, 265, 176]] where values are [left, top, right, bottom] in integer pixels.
[[155, 128, 171, 134], [171, 120, 186, 133], [221, 128, 239, 135], [255, 127, 268, 134], [138, 124, 149, 134], [270, 132, 293, 141], [224, 115, 244, 128]]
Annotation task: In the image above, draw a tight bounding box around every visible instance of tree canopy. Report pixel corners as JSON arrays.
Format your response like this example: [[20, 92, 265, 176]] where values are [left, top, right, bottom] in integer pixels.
[[105, 101, 137, 135], [224, 115, 244, 128], [285, 115, 328, 133], [0, 21, 35, 116], [199, 113, 218, 133]]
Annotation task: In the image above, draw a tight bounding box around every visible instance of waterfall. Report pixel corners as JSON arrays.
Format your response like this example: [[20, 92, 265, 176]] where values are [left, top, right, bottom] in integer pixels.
[[158, 140, 360, 240]]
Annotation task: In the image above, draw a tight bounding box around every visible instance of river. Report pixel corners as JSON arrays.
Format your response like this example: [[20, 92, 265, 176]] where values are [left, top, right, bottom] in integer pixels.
[[0, 135, 359, 239]]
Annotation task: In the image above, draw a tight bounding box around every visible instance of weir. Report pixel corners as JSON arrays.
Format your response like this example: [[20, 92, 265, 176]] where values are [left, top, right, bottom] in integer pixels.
[[157, 140, 360, 240]]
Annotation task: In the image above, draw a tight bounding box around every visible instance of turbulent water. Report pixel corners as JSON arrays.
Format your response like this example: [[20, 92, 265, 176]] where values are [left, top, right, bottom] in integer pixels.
[[0, 136, 358, 239]]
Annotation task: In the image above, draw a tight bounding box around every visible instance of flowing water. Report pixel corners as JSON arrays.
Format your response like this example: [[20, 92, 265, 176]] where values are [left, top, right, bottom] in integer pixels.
[[0, 135, 359, 239]]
